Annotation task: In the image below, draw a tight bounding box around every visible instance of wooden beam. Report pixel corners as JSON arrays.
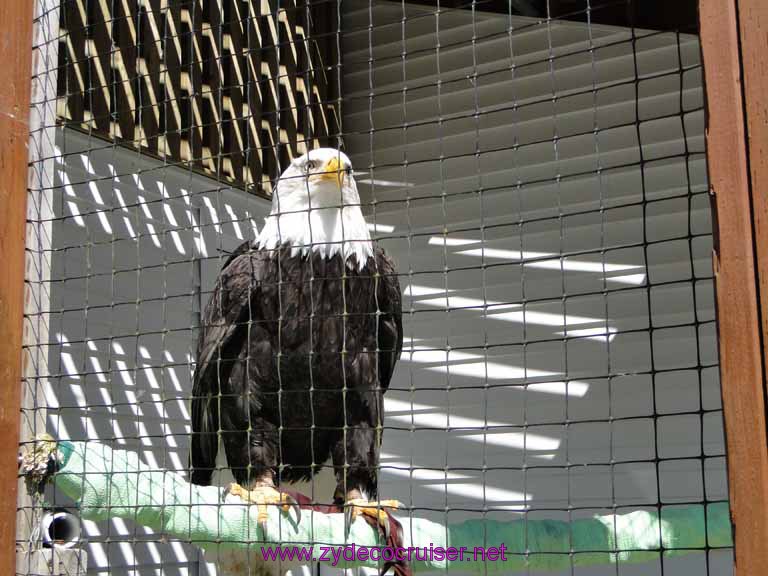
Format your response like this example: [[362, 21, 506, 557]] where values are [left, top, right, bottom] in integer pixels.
[[408, 0, 699, 32], [738, 0, 768, 410], [0, 0, 35, 573], [548, 0, 698, 32], [699, 0, 768, 573]]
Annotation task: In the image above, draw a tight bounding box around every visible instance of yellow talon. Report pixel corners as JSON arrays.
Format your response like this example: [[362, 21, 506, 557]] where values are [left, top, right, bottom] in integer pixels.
[[226, 483, 301, 530], [344, 499, 402, 539]]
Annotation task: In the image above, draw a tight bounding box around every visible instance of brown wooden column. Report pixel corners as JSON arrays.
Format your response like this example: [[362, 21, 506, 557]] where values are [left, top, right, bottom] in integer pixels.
[[0, 0, 35, 573], [699, 1, 768, 573]]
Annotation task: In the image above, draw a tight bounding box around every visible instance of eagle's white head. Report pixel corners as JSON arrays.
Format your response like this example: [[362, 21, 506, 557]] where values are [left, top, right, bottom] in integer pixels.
[[256, 148, 373, 268]]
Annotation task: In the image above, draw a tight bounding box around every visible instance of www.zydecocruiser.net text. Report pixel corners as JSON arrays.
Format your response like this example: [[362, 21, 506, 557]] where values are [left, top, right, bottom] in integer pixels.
[[261, 544, 509, 566]]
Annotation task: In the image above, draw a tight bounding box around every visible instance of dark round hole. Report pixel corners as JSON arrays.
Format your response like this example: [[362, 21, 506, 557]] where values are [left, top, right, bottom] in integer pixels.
[[48, 515, 76, 543]]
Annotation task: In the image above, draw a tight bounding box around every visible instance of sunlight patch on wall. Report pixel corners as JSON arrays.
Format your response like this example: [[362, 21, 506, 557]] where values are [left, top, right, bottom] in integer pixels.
[[384, 398, 562, 451]]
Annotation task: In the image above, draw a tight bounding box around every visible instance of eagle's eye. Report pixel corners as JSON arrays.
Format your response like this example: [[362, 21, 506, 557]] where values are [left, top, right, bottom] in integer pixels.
[[306, 160, 318, 171]]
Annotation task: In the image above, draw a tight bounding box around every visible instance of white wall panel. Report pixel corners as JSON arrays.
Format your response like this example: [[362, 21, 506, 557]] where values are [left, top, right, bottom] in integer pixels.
[[342, 4, 728, 575]]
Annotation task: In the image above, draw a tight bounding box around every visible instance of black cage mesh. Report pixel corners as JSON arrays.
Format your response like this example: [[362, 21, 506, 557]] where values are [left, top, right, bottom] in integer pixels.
[[19, 0, 732, 575]]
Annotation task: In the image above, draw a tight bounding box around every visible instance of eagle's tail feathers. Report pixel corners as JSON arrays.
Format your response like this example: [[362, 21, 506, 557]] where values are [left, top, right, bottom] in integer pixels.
[[190, 394, 219, 486]]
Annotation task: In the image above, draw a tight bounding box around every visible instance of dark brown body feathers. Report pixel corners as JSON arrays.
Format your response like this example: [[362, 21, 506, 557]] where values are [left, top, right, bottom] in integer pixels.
[[190, 242, 402, 500]]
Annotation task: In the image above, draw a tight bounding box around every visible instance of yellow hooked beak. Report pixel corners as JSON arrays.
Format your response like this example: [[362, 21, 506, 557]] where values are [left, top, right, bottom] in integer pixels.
[[314, 156, 345, 186]]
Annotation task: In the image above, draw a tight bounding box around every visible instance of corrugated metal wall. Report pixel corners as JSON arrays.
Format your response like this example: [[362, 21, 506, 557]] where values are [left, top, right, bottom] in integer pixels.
[[343, 3, 729, 574]]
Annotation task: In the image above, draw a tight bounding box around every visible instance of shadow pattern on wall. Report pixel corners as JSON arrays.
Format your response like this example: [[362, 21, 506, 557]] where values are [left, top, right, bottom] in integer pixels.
[[57, 0, 340, 196]]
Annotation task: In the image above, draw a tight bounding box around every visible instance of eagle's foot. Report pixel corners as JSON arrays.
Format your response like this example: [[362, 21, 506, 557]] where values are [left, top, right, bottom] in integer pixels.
[[344, 499, 402, 541], [226, 483, 301, 535]]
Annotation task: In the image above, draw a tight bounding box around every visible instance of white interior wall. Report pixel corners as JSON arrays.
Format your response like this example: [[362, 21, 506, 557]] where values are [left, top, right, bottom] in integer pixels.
[[46, 128, 270, 575], [342, 3, 730, 575]]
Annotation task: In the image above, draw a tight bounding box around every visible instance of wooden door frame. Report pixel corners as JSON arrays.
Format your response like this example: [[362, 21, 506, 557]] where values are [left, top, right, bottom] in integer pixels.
[[699, 0, 768, 573], [2, 0, 768, 574], [0, 0, 35, 573]]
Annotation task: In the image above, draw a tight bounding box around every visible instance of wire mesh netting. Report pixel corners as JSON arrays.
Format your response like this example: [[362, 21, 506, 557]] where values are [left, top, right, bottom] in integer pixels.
[[19, 0, 732, 575]]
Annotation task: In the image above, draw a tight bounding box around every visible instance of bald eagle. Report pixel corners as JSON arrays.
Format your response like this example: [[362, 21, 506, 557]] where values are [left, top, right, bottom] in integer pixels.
[[190, 149, 403, 537]]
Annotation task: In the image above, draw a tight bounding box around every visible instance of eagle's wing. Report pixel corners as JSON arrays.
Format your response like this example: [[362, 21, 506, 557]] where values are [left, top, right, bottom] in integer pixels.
[[375, 247, 403, 391], [190, 241, 266, 485]]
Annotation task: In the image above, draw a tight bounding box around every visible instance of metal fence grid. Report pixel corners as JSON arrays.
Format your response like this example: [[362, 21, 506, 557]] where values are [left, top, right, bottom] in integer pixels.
[[19, 0, 731, 575]]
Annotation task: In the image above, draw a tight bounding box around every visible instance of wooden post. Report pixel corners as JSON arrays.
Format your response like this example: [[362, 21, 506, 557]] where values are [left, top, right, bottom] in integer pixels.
[[0, 0, 35, 573], [699, 1, 768, 574]]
